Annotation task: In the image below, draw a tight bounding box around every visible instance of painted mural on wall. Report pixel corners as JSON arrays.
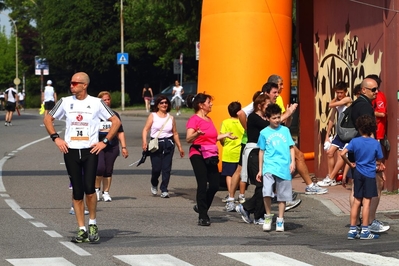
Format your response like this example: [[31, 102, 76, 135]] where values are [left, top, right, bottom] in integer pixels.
[[314, 24, 382, 167]]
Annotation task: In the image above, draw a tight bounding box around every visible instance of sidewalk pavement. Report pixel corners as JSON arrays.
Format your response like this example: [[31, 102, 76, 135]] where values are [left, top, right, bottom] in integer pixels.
[[120, 108, 399, 216], [292, 175, 399, 216]]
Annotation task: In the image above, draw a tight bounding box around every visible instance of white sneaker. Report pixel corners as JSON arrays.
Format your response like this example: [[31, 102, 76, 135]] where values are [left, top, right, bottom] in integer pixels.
[[262, 214, 274, 231], [369, 219, 390, 233], [69, 207, 89, 215], [95, 189, 102, 201], [276, 217, 284, 232], [102, 193, 112, 202], [236, 194, 246, 204], [151, 186, 157, 195], [160, 192, 170, 198], [317, 176, 337, 187], [285, 199, 302, 212]]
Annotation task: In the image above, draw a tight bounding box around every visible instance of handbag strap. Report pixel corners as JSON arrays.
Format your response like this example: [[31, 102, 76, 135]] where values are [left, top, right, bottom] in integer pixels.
[[155, 115, 171, 138]]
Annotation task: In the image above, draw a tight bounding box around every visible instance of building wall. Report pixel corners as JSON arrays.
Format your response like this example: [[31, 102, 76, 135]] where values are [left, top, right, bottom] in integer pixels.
[[298, 0, 398, 190]]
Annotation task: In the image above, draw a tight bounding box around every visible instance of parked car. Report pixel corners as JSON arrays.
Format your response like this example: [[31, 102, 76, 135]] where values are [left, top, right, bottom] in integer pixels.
[[151, 81, 197, 107]]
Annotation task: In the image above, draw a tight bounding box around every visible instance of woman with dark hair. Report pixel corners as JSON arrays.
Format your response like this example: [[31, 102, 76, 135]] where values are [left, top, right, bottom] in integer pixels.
[[142, 83, 153, 112], [186, 93, 236, 226], [142, 95, 184, 198]]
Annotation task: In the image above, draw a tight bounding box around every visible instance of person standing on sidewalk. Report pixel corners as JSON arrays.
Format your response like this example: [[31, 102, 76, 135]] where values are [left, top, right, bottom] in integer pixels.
[[348, 77, 390, 234], [319, 82, 352, 187], [43, 72, 121, 243], [341, 115, 384, 240]]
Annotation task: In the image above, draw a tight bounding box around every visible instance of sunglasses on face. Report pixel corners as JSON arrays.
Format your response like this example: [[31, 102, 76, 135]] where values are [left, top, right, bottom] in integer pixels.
[[70, 81, 85, 86], [364, 87, 377, 92], [159, 101, 168, 105]]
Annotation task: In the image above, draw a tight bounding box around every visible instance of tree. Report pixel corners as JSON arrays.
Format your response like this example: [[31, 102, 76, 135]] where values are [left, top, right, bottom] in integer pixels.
[[124, 0, 202, 70]]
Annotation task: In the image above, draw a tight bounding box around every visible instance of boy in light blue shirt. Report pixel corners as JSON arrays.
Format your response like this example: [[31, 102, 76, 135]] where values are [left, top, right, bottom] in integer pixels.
[[256, 103, 295, 232]]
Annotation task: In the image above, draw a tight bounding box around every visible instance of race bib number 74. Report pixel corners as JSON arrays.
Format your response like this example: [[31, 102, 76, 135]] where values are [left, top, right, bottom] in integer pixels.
[[70, 125, 89, 141]]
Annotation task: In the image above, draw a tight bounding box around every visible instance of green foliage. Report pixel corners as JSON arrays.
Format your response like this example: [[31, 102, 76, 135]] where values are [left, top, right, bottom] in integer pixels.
[[124, 0, 202, 70], [40, 0, 120, 74], [25, 92, 41, 108], [110, 91, 131, 108], [3, 0, 201, 104], [0, 30, 16, 88]]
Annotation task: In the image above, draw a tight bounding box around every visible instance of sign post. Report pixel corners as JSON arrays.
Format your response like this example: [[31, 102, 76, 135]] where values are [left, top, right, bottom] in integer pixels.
[[179, 53, 183, 85], [35, 56, 49, 92]]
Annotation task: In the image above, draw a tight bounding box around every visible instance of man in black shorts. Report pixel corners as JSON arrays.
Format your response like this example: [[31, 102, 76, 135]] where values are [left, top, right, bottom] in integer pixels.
[[43, 72, 121, 243]]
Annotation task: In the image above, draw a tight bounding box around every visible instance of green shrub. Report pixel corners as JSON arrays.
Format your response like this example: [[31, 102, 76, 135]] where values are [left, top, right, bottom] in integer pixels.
[[110, 91, 130, 108]]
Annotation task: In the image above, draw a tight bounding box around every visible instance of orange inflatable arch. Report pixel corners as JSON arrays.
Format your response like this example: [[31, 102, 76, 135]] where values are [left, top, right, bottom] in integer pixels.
[[198, 0, 293, 163]]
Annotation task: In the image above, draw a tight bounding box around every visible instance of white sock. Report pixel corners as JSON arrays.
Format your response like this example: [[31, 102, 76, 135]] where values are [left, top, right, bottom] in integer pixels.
[[79, 226, 86, 231], [89, 219, 97, 225], [227, 197, 235, 201], [307, 183, 314, 188], [103, 191, 109, 195]]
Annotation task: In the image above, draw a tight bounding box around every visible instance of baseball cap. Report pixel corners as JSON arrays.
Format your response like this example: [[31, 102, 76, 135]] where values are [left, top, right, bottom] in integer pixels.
[[47, 80, 52, 85]]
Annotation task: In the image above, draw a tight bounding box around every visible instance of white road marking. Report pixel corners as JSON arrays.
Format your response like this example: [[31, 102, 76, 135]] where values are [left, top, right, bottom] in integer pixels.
[[44, 230, 62, 238], [114, 254, 194, 266], [6, 257, 75, 266], [59, 241, 91, 256], [220, 252, 312, 266], [326, 252, 399, 266], [30, 221, 47, 227], [5, 199, 34, 219]]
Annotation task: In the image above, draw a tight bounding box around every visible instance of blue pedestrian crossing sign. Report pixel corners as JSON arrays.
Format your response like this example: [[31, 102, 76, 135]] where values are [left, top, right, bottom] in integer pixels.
[[117, 53, 129, 65]]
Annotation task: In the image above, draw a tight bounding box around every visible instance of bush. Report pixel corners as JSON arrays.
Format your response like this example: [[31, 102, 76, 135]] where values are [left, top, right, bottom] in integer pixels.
[[25, 94, 42, 109], [110, 91, 130, 108]]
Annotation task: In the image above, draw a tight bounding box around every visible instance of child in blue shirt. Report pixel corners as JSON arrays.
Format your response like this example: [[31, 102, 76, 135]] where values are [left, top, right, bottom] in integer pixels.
[[341, 114, 384, 240], [256, 104, 295, 232]]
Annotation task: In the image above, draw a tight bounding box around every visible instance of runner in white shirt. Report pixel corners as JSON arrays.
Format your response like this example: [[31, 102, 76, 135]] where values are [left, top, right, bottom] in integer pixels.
[[43, 72, 121, 243], [42, 80, 57, 116], [4, 84, 18, 126], [172, 80, 184, 115]]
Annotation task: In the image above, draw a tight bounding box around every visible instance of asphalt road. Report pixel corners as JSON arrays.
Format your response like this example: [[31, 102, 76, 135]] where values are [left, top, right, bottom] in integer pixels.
[[1, 109, 399, 266]]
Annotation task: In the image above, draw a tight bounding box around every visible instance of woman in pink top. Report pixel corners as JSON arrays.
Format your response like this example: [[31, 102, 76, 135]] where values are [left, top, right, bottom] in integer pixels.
[[186, 93, 236, 226], [142, 95, 184, 198]]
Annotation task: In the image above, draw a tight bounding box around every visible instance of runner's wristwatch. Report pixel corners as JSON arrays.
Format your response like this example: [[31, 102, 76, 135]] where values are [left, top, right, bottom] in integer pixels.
[[102, 138, 109, 145], [50, 133, 60, 142]]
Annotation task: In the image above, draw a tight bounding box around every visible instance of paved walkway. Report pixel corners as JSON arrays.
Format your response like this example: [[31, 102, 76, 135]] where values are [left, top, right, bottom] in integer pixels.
[[292, 175, 399, 216]]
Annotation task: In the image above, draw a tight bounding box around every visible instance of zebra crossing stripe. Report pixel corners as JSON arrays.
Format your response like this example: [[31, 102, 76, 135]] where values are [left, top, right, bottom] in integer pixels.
[[325, 252, 399, 266], [6, 257, 74, 266], [114, 254, 194, 266], [60, 241, 91, 256], [220, 252, 312, 266]]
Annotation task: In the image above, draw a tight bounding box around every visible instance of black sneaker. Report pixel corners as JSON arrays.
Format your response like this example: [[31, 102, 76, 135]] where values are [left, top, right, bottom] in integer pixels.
[[88, 224, 100, 242], [198, 218, 211, 226], [71, 229, 89, 243]]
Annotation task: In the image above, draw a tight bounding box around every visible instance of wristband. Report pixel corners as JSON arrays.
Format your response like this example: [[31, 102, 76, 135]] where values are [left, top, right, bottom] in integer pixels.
[[50, 133, 60, 142], [121, 147, 127, 149]]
